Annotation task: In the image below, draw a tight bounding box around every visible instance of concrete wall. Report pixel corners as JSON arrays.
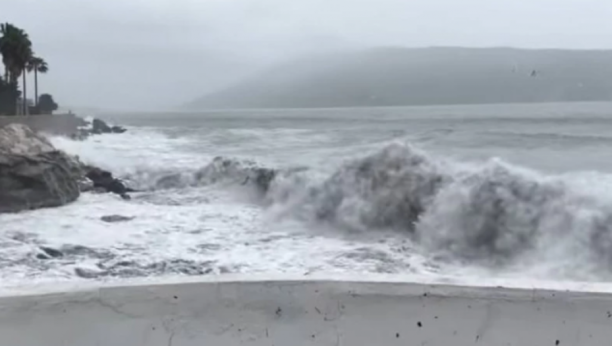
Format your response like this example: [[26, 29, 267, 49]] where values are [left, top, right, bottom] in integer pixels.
[[0, 113, 86, 136], [0, 275, 611, 346]]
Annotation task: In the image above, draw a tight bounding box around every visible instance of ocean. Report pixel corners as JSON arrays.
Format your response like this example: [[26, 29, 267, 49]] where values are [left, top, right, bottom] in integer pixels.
[[3, 102, 612, 289]]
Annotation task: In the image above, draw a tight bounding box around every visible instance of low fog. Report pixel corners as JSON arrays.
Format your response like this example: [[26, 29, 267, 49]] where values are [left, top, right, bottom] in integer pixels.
[[3, 0, 612, 111]]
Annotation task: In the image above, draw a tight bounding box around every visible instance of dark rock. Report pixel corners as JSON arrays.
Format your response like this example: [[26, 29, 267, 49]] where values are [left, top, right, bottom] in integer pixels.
[[0, 124, 85, 213], [0, 150, 81, 213], [110, 125, 127, 134], [83, 166, 136, 198], [81, 118, 127, 136], [77, 178, 94, 192], [36, 253, 50, 260], [101, 215, 135, 223], [91, 118, 112, 134], [39, 246, 64, 258]]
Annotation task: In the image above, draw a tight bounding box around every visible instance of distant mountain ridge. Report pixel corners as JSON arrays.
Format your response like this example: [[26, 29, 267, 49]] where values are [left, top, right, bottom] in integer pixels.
[[186, 47, 612, 109]]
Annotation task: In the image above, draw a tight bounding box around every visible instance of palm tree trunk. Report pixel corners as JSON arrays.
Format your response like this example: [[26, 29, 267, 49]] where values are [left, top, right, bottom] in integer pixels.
[[22, 71, 27, 115], [34, 69, 38, 108], [9, 71, 18, 114]]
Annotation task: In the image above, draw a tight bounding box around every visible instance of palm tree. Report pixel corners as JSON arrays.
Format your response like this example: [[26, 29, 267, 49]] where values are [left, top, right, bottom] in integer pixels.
[[0, 23, 33, 114], [27, 56, 48, 108]]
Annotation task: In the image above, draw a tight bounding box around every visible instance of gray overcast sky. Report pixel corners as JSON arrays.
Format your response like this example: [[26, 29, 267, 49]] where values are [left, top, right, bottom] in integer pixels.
[[2, 0, 612, 110]]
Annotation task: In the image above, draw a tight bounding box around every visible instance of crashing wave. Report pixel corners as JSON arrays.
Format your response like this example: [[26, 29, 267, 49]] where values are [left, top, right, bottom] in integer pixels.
[[86, 140, 612, 275], [124, 156, 278, 194], [267, 143, 447, 232], [263, 143, 612, 274]]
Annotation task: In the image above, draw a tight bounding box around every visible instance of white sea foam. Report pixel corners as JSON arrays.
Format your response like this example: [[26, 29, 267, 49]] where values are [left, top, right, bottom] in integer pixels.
[[4, 112, 612, 288]]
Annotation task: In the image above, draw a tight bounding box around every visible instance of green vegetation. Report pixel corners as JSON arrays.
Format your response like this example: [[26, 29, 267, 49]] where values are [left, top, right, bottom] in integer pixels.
[[27, 56, 48, 111], [0, 76, 18, 114], [0, 22, 56, 115], [38, 93, 57, 114]]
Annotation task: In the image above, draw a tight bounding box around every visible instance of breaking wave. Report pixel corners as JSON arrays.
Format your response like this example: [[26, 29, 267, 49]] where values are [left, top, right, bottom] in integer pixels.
[[115, 142, 612, 278], [49, 127, 612, 281]]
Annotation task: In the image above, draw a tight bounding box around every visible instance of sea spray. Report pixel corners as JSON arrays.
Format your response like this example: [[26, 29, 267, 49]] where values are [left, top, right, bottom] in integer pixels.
[[45, 131, 612, 281]]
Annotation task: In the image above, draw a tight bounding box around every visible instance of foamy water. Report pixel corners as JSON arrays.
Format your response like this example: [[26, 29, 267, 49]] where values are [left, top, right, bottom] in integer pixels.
[[4, 103, 612, 290]]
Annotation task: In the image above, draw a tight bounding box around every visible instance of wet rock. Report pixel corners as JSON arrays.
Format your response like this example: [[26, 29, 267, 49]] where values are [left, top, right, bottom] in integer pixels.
[[91, 118, 112, 134], [36, 253, 50, 260], [0, 124, 81, 213], [77, 178, 94, 192], [90, 119, 127, 135], [73, 118, 127, 139], [39, 246, 64, 258], [110, 125, 127, 134], [101, 215, 135, 223], [83, 166, 136, 198]]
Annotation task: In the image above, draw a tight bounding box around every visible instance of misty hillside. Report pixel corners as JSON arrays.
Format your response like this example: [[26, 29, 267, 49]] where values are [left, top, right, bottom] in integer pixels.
[[186, 47, 612, 109]]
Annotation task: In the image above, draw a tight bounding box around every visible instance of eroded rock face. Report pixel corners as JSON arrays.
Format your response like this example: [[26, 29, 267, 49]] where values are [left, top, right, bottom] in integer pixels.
[[0, 124, 81, 213], [84, 166, 136, 199], [91, 118, 112, 134], [0, 151, 81, 213]]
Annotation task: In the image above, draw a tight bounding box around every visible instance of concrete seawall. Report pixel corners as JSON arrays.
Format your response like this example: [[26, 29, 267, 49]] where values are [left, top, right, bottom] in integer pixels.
[[0, 114, 87, 136], [1, 275, 611, 346]]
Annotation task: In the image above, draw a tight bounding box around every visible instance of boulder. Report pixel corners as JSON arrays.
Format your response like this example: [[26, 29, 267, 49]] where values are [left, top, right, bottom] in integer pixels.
[[91, 118, 112, 134], [38, 246, 64, 259], [83, 165, 136, 199], [101, 215, 135, 223], [0, 124, 81, 213], [71, 118, 128, 140], [110, 125, 127, 134]]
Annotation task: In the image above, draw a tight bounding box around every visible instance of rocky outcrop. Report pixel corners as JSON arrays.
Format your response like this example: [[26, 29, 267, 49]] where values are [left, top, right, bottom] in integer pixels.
[[83, 165, 136, 199], [0, 124, 81, 213], [70, 118, 127, 140]]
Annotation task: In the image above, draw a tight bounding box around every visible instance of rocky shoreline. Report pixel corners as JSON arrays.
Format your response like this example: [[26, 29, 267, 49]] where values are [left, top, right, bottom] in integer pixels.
[[0, 121, 134, 214], [71, 117, 127, 140]]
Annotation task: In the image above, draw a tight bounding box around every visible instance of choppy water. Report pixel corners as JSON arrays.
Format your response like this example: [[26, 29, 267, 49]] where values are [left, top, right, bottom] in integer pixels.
[[4, 102, 612, 289]]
